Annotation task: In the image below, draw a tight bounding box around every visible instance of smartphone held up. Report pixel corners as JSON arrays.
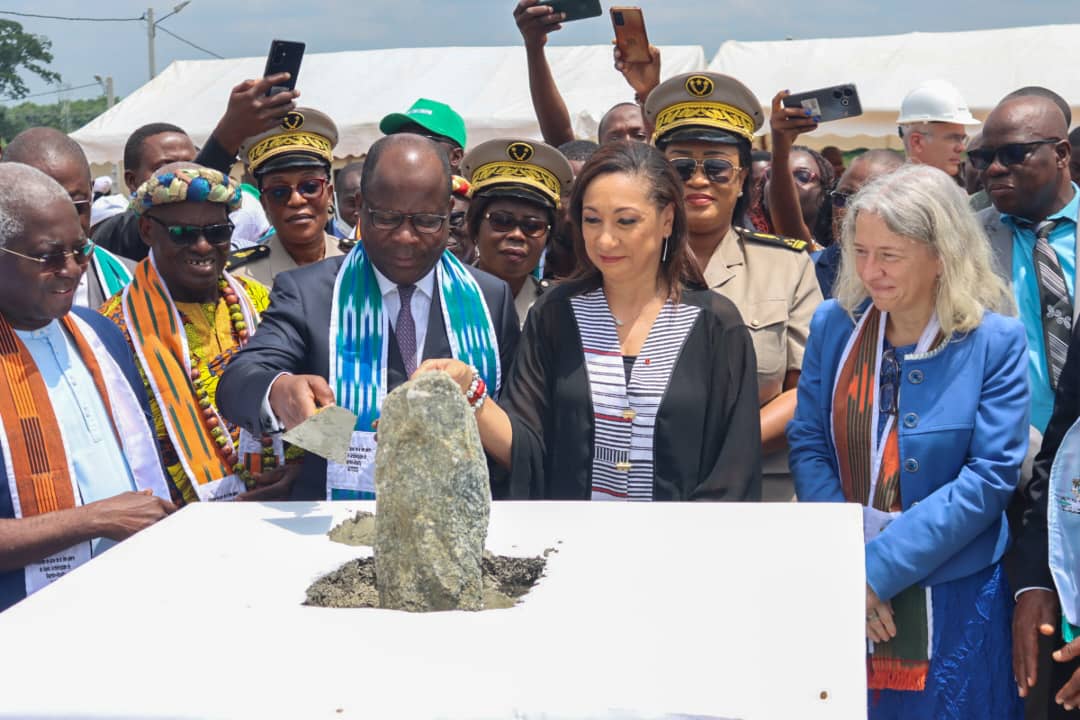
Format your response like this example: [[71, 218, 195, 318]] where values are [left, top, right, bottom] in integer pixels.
[[264, 39, 305, 97], [611, 7, 650, 64], [781, 84, 863, 124], [536, 0, 602, 23]]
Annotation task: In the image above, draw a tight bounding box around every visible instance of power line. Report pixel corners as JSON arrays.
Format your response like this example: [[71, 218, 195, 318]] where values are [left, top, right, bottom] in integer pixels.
[[3, 81, 99, 101], [0, 10, 144, 22], [155, 24, 223, 59]]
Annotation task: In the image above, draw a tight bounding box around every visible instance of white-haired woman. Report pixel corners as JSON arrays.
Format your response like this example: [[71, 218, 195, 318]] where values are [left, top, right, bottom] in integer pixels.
[[788, 164, 1027, 718]]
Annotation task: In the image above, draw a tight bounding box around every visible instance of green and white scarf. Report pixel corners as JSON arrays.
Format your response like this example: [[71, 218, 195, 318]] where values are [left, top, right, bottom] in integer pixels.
[[327, 245, 500, 500], [93, 246, 133, 298]]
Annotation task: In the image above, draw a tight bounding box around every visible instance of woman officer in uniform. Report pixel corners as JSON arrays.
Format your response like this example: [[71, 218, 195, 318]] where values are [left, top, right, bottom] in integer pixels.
[[645, 72, 823, 499], [461, 139, 573, 327]]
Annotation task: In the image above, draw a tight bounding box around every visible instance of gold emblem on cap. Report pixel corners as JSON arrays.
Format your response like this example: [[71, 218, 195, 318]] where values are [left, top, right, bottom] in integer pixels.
[[685, 75, 715, 98], [506, 142, 535, 162], [282, 111, 305, 131]]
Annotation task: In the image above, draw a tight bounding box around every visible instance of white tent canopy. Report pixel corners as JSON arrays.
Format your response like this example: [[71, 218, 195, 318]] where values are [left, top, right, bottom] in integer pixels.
[[709, 24, 1080, 149], [72, 45, 706, 166]]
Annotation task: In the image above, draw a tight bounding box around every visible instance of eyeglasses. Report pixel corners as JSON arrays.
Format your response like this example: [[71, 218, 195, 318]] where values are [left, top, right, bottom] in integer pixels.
[[765, 167, 821, 185], [366, 207, 448, 234], [879, 348, 899, 416], [830, 190, 853, 209], [262, 178, 329, 206], [484, 210, 550, 239], [72, 199, 91, 216], [449, 211, 467, 230], [967, 138, 1062, 171], [0, 240, 95, 273], [146, 216, 234, 246], [669, 157, 740, 185]]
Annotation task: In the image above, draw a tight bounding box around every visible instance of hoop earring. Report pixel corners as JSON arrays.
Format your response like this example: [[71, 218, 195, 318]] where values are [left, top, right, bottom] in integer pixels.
[[661, 236, 670, 263]]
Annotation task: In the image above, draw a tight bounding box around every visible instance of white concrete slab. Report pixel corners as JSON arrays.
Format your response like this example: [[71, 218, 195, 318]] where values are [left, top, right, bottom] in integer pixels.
[[0, 501, 867, 719]]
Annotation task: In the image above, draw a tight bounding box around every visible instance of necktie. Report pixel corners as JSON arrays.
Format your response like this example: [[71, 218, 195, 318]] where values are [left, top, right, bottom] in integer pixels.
[[1031, 219, 1072, 390], [396, 284, 418, 377]]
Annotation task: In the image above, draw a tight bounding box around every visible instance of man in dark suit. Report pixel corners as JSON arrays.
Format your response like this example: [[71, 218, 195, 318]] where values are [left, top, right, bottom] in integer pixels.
[[217, 134, 520, 500], [1012, 320, 1080, 717]]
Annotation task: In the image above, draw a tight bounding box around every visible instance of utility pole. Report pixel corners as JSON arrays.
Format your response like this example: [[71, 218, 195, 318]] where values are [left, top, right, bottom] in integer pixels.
[[146, 3, 191, 81], [95, 75, 115, 110], [146, 7, 155, 81]]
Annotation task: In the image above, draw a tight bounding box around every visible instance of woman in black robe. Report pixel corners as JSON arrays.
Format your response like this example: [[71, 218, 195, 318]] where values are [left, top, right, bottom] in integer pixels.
[[418, 141, 761, 501]]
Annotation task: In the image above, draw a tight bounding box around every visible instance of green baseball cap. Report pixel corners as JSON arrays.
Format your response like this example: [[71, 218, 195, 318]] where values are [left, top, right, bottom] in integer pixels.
[[379, 98, 467, 149]]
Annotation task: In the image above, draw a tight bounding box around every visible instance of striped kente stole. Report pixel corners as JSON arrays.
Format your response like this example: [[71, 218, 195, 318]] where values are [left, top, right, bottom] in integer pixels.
[[831, 306, 944, 692], [570, 288, 699, 500], [120, 254, 259, 498]]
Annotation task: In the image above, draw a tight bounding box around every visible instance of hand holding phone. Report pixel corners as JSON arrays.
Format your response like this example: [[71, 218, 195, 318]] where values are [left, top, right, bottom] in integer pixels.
[[781, 84, 862, 124], [514, 0, 565, 47]]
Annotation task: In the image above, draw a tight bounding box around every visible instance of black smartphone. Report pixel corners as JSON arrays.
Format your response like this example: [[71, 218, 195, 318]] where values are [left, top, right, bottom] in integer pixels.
[[537, 0, 602, 22], [782, 84, 863, 123], [263, 39, 305, 97]]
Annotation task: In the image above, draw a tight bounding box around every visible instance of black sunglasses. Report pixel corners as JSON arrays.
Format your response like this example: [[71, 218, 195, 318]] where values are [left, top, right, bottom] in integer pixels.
[[263, 178, 328, 206], [147, 216, 234, 246], [967, 138, 1062, 171], [669, 157, 740, 185], [485, 210, 550, 239]]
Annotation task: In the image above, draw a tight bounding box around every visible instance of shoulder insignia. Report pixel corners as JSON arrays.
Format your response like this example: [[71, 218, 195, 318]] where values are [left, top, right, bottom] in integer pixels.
[[735, 226, 809, 252], [226, 244, 270, 270]]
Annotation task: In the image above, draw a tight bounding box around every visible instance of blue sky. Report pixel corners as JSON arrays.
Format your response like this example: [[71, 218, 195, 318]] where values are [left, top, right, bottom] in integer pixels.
[[3, 0, 1079, 105]]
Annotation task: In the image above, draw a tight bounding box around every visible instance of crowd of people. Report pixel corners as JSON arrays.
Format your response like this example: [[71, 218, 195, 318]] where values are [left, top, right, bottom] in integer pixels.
[[1, 2, 1080, 717]]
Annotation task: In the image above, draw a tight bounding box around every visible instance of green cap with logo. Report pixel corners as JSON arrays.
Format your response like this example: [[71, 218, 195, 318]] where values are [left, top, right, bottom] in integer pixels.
[[379, 98, 467, 149]]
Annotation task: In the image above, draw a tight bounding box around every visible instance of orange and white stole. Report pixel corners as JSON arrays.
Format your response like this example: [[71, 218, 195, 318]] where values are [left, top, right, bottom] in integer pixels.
[[831, 305, 943, 691], [121, 253, 264, 502], [0, 312, 169, 597]]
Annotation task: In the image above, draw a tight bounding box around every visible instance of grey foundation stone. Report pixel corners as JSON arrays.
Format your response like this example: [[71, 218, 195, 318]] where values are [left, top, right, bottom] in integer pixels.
[[374, 371, 490, 611]]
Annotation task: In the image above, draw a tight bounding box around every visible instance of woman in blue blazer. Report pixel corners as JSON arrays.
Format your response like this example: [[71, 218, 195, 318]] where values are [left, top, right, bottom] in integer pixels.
[[788, 164, 1028, 718]]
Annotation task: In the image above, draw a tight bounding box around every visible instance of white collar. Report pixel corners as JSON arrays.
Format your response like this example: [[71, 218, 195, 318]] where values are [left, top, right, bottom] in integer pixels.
[[370, 261, 437, 300]]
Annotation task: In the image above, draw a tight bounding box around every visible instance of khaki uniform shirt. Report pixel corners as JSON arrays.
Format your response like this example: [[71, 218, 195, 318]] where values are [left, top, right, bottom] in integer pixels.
[[234, 232, 344, 287], [702, 228, 823, 406]]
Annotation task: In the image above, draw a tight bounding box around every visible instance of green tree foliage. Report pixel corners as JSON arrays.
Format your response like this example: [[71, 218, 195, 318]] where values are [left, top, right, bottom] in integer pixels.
[[0, 20, 60, 100], [0, 96, 116, 143]]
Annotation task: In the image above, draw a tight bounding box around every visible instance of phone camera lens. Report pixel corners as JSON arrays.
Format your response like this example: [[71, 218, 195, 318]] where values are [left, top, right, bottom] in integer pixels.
[[832, 90, 842, 99], [844, 88, 853, 97], [841, 98, 850, 106], [614, 12, 624, 25]]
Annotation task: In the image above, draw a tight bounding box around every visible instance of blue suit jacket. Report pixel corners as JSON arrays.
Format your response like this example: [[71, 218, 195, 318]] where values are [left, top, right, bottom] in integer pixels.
[[787, 300, 1030, 601], [0, 306, 154, 612]]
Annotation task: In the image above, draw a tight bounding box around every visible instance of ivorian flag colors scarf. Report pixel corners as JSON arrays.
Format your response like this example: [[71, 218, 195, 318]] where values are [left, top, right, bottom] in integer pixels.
[[0, 311, 169, 595], [92, 246, 133, 299], [121, 253, 262, 501], [328, 246, 500, 500], [831, 305, 944, 692]]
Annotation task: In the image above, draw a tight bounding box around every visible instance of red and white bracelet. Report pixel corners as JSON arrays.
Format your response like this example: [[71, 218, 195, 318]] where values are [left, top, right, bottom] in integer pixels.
[[465, 366, 487, 412]]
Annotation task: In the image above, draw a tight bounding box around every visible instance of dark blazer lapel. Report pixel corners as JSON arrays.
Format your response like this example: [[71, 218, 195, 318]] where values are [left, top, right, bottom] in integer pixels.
[[421, 285, 452, 361]]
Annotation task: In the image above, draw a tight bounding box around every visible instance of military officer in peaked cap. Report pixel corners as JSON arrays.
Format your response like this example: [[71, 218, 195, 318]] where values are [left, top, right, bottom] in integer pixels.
[[646, 72, 823, 500], [462, 138, 574, 325], [231, 107, 344, 286]]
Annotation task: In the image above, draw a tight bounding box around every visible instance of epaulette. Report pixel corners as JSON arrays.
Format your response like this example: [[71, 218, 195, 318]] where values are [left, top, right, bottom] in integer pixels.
[[226, 244, 270, 270], [735, 226, 809, 252]]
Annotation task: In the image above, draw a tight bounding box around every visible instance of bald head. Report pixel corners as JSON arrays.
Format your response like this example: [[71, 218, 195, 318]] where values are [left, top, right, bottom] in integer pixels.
[[985, 95, 1069, 142], [360, 133, 451, 201], [3, 128, 93, 234], [0, 162, 74, 248]]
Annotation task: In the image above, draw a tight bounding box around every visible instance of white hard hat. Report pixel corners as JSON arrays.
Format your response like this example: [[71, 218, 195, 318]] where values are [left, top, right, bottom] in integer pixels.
[[897, 80, 980, 126]]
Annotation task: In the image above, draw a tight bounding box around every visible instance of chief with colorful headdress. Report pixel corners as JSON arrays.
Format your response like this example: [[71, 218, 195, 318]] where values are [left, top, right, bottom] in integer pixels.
[[646, 71, 823, 498], [462, 138, 573, 325], [102, 162, 301, 505], [233, 107, 344, 286]]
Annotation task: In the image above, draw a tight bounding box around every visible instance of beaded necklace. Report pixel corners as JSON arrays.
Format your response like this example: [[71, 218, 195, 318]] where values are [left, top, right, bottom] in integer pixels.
[[179, 278, 276, 488]]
